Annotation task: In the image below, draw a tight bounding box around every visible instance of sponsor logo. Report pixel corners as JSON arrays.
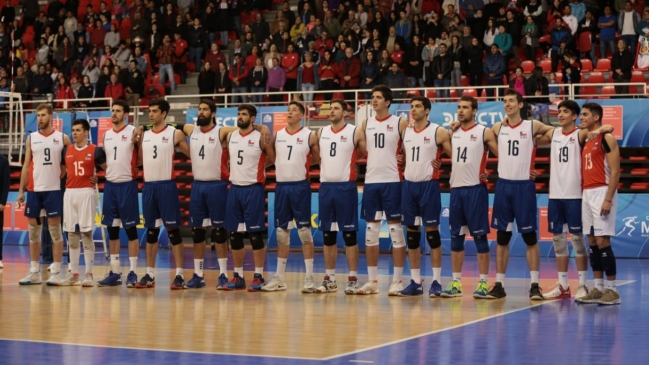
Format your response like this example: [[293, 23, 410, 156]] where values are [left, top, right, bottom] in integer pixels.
[[617, 216, 649, 237], [552, 139, 562, 143]]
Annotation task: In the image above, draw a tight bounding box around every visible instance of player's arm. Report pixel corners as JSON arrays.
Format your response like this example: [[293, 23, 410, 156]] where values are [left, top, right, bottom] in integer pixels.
[[95, 147, 107, 171], [354, 126, 367, 159], [17, 136, 33, 206], [309, 131, 320, 165], [174, 129, 190, 156], [261, 131, 276, 166], [601, 134, 620, 217], [532, 119, 554, 137], [437, 127, 453, 157], [578, 124, 614, 143], [536, 127, 555, 147], [484, 127, 499, 157]]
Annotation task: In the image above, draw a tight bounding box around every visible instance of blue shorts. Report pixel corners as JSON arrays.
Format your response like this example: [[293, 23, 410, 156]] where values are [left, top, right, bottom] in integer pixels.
[[362, 182, 401, 221], [450, 184, 490, 236], [548, 199, 582, 234], [102, 180, 139, 229], [318, 182, 358, 232], [274, 181, 311, 229], [491, 179, 537, 233], [189, 180, 228, 227], [25, 190, 63, 218], [225, 184, 266, 233], [142, 180, 182, 228], [401, 180, 441, 227]]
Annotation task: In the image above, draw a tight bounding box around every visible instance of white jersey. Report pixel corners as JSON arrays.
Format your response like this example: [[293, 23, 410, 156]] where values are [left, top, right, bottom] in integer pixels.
[[28, 130, 65, 192], [402, 123, 441, 182], [189, 125, 228, 181], [319, 124, 358, 183], [450, 124, 489, 188], [228, 129, 266, 186], [103, 124, 137, 183], [497, 120, 536, 181], [364, 114, 402, 184], [274, 127, 312, 182], [141, 126, 176, 182], [549, 128, 582, 199]]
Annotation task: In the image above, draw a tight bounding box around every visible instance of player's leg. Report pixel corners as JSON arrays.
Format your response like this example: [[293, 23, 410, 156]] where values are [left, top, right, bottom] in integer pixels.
[[185, 181, 210, 289], [359, 183, 382, 294], [419, 181, 443, 297], [58, 191, 81, 286], [594, 190, 620, 305], [265, 182, 293, 292], [546, 199, 571, 299], [314, 182, 339, 294], [209, 181, 229, 289], [101, 181, 124, 285], [384, 182, 406, 294], [120, 180, 142, 287], [565, 198, 589, 299], [448, 188, 467, 297], [224, 186, 247, 290], [336, 182, 359, 294], [488, 181, 515, 299], [157, 182, 185, 290], [42, 190, 64, 285], [514, 181, 543, 300], [391, 181, 418, 297], [76, 189, 97, 287], [134, 182, 159, 288], [244, 184, 267, 292]]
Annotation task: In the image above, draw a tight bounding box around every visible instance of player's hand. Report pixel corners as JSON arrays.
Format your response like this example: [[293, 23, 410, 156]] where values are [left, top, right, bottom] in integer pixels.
[[16, 192, 24, 208], [432, 159, 442, 170], [600, 200, 612, 216], [132, 126, 144, 143], [0, 204, 4, 212], [90, 175, 98, 185], [530, 169, 538, 180], [258, 125, 272, 145], [396, 154, 405, 165], [449, 121, 461, 131], [480, 170, 489, 180]]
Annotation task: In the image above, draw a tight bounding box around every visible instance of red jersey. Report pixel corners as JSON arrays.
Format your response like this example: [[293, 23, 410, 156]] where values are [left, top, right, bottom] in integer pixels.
[[581, 134, 610, 190], [64, 144, 104, 189]]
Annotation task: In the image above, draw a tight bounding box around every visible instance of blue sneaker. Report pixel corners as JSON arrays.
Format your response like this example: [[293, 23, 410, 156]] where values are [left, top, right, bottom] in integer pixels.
[[184, 273, 206, 289], [440, 280, 463, 298], [224, 272, 246, 290], [397, 279, 424, 296], [216, 273, 229, 290], [126, 271, 138, 288], [473, 280, 489, 299], [429, 280, 442, 298], [247, 273, 265, 292], [97, 271, 122, 287]]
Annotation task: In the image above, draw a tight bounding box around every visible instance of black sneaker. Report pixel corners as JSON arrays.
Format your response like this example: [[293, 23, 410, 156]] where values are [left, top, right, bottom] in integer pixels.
[[134, 274, 155, 289], [486, 282, 507, 299], [170, 275, 185, 290], [529, 283, 545, 300]]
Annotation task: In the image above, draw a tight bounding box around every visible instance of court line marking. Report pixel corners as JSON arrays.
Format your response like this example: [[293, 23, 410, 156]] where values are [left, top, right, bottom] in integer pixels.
[[323, 280, 636, 361], [349, 361, 374, 363]]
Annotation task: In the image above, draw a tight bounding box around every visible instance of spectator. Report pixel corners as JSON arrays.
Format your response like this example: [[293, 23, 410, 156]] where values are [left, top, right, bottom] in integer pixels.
[[636, 9, 649, 38], [205, 43, 227, 73], [483, 44, 506, 99], [23, 0, 40, 26], [431, 43, 453, 99], [264, 44, 281, 69], [125, 60, 145, 107], [338, 47, 361, 107], [422, 36, 438, 86], [13, 67, 30, 96], [296, 28, 315, 55], [252, 13, 271, 47], [230, 53, 250, 103], [449, 35, 464, 89], [216, 0, 232, 48], [297, 52, 318, 105], [114, 41, 132, 70], [524, 0, 544, 30], [282, 44, 300, 91], [215, 61, 232, 105], [63, 11, 77, 43], [612, 39, 633, 95], [493, 25, 512, 59], [562, 5, 578, 36], [463, 0, 484, 19], [505, 10, 522, 67], [467, 37, 484, 88], [370, 11, 389, 39], [395, 10, 412, 43], [130, 11, 150, 42], [356, 4, 368, 29], [157, 35, 177, 91], [73, 36, 90, 73], [577, 11, 597, 63], [384, 26, 405, 53], [267, 57, 286, 104], [105, 23, 121, 51], [316, 30, 335, 58], [460, 25, 473, 51], [384, 62, 408, 99], [290, 17, 305, 43], [361, 50, 379, 99], [105, 73, 125, 102], [101, 45, 115, 68], [378, 49, 392, 79], [618, 1, 640, 56], [55, 36, 73, 74], [187, 18, 206, 73], [281, 1, 296, 29], [406, 34, 425, 90], [76, 76, 95, 107], [561, 52, 581, 94], [131, 46, 148, 74], [32, 64, 53, 96], [523, 15, 540, 62], [172, 14, 189, 41], [275, 31, 293, 54], [441, 5, 460, 30], [249, 58, 267, 104], [198, 60, 217, 96], [96, 66, 112, 104], [551, 17, 572, 72], [528, 67, 550, 123], [598, 6, 617, 59], [508, 67, 532, 97], [570, 0, 586, 23], [424, 11, 442, 41], [390, 42, 405, 69], [411, 14, 426, 40], [318, 50, 338, 101], [483, 18, 499, 48], [83, 59, 101, 89], [53, 74, 73, 108], [173, 32, 189, 83], [246, 45, 261, 70]]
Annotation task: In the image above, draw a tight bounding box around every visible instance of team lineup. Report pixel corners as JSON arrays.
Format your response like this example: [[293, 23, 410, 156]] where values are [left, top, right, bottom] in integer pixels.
[[15, 85, 622, 305]]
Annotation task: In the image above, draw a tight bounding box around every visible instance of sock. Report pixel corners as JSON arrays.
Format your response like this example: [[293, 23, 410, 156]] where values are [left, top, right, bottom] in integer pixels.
[[411, 268, 421, 284], [530, 271, 539, 284], [51, 262, 61, 273], [234, 267, 243, 276], [129, 257, 137, 272], [30, 261, 40, 273], [194, 259, 204, 277], [110, 254, 120, 273], [594, 278, 604, 291], [276, 258, 287, 278], [83, 248, 94, 274], [432, 267, 441, 282], [69, 247, 80, 274], [326, 269, 335, 276], [304, 258, 314, 276], [479, 274, 488, 282], [254, 267, 263, 275], [368, 266, 378, 281], [606, 280, 616, 290], [452, 272, 461, 281], [349, 271, 358, 277], [146, 267, 155, 277], [393, 266, 403, 282], [496, 273, 505, 286], [329, 273, 336, 281], [218, 258, 228, 277], [558, 272, 568, 288], [175, 267, 184, 277], [578, 271, 587, 286]]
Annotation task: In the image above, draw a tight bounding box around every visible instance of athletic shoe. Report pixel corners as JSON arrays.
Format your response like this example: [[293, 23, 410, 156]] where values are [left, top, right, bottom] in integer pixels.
[[387, 280, 403, 296], [544, 283, 571, 300], [357, 280, 379, 295], [0, 260, 4, 268], [216, 273, 229, 290], [486, 282, 507, 299], [428, 280, 442, 298], [224, 273, 246, 290], [574, 285, 589, 301], [184, 273, 206, 289], [170, 275, 185, 290], [529, 283, 545, 300], [473, 280, 489, 299], [576, 287, 603, 304], [301, 275, 317, 293], [261, 274, 287, 292], [598, 289, 621, 305], [97, 271, 122, 287], [134, 273, 155, 289], [247, 273, 265, 292], [18, 271, 42, 285], [440, 280, 463, 298], [345, 276, 359, 295], [126, 271, 138, 288], [81, 273, 94, 287], [315, 276, 338, 293], [46, 272, 63, 286], [59, 273, 81, 286], [397, 280, 424, 296]]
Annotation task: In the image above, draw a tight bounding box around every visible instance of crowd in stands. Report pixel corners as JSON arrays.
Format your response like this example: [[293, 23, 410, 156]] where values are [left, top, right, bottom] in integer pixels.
[[1, 0, 648, 116]]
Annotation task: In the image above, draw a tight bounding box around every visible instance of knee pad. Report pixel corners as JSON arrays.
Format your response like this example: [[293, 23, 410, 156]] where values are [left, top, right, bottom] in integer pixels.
[[28, 224, 43, 243], [552, 233, 569, 257], [249, 232, 265, 250], [343, 231, 357, 247], [125, 227, 138, 241], [589, 245, 603, 272], [522, 232, 538, 246], [474, 235, 490, 254], [67, 232, 81, 249], [450, 234, 466, 252], [365, 222, 380, 247], [388, 223, 406, 249], [192, 228, 206, 244], [212, 227, 227, 244], [146, 228, 160, 244], [426, 230, 441, 249], [276, 227, 290, 246], [496, 231, 513, 246], [48, 224, 63, 243], [107, 226, 121, 240], [168, 229, 183, 245], [406, 231, 421, 250], [81, 231, 94, 250], [230, 232, 245, 250], [600, 246, 617, 277], [571, 234, 587, 257], [298, 226, 313, 244], [323, 231, 337, 246]]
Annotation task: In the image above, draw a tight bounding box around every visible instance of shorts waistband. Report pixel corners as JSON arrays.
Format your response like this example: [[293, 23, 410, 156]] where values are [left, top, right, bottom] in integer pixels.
[[105, 180, 136, 186], [276, 180, 309, 186], [192, 180, 228, 185], [498, 178, 534, 185], [143, 180, 176, 186]]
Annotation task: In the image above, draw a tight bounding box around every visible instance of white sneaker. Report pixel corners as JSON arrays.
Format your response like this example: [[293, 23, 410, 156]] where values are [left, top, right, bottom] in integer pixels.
[[46, 272, 63, 286], [345, 277, 360, 295], [0, 260, 4, 268], [543, 282, 571, 299], [575, 284, 589, 300], [261, 274, 287, 292], [19, 271, 42, 285], [301, 275, 317, 293], [59, 273, 81, 286], [315, 276, 338, 293], [388, 280, 403, 296], [81, 273, 95, 287], [357, 280, 379, 295]]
